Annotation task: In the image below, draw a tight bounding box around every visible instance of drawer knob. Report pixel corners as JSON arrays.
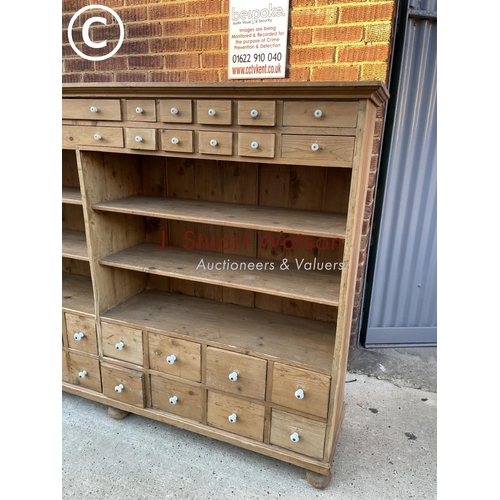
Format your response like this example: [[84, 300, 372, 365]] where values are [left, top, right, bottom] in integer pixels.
[[115, 341, 125, 350], [73, 332, 85, 341], [311, 143, 320, 152], [90, 106, 98, 113], [78, 370, 88, 379], [228, 413, 237, 423], [169, 396, 178, 405], [210, 139, 218, 147], [170, 107, 179, 115], [208, 108, 217, 116], [250, 109, 259, 118], [166, 354, 177, 365], [251, 141, 259, 150], [228, 371, 238, 382], [290, 432, 300, 443], [294, 389, 305, 399], [93, 133, 102, 141], [114, 384, 124, 393], [171, 137, 179, 145], [135, 136, 143, 143], [314, 109, 323, 118], [135, 107, 144, 114]]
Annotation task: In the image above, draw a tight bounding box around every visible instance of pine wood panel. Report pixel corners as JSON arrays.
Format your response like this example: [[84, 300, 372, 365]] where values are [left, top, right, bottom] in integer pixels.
[[68, 353, 102, 393], [62, 230, 88, 261], [62, 187, 82, 205], [101, 363, 145, 408], [281, 135, 355, 164], [62, 125, 124, 149], [62, 98, 121, 121], [237, 100, 276, 126], [199, 131, 233, 156], [197, 100, 232, 125], [160, 130, 194, 153], [158, 99, 193, 123], [125, 100, 157, 122], [101, 322, 144, 366], [65, 313, 97, 354], [62, 272, 94, 315], [237, 133, 275, 158], [282, 101, 358, 128], [124, 128, 157, 151]]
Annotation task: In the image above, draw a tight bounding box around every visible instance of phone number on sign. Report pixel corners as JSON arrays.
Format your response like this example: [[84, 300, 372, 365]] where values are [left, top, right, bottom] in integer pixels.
[[232, 53, 283, 63]]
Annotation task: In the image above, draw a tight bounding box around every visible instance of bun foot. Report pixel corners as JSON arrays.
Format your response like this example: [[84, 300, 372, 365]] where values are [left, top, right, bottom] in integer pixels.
[[306, 469, 332, 489], [107, 406, 129, 420]]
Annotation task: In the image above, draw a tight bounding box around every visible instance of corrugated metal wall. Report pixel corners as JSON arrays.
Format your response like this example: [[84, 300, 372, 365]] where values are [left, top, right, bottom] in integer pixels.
[[363, 0, 437, 346]]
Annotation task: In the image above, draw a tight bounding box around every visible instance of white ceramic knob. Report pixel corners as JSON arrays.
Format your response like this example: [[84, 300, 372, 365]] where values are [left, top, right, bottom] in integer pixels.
[[228, 413, 237, 423], [135, 107, 143, 114], [210, 139, 218, 147], [290, 432, 300, 443], [115, 341, 125, 350], [251, 141, 259, 150], [73, 332, 85, 341], [135, 136, 143, 143], [294, 389, 305, 399], [250, 109, 259, 118], [314, 109, 323, 118], [169, 396, 178, 405], [228, 371, 238, 382], [94, 133, 102, 140], [170, 107, 179, 115], [171, 137, 179, 145], [166, 354, 177, 365], [78, 370, 88, 379], [208, 108, 216, 116], [115, 384, 124, 393], [90, 106, 98, 113], [311, 143, 320, 151]]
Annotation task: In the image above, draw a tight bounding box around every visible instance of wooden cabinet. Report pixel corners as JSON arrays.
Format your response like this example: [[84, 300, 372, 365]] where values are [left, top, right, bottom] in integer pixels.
[[61, 82, 388, 488]]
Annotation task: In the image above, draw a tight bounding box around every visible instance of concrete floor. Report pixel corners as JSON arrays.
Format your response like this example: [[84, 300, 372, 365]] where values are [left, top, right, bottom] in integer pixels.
[[62, 350, 437, 499]]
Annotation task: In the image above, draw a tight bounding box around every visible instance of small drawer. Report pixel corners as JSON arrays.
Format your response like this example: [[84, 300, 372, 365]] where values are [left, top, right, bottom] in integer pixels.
[[68, 352, 102, 393], [101, 363, 145, 408], [282, 101, 358, 128], [270, 363, 331, 418], [62, 125, 123, 149], [65, 313, 97, 354], [238, 133, 275, 158], [199, 131, 233, 156], [124, 128, 157, 150], [125, 100, 157, 122], [237, 101, 276, 126], [281, 135, 355, 164], [149, 332, 201, 382], [160, 130, 194, 153], [206, 347, 267, 400], [150, 375, 204, 422], [102, 322, 144, 366], [159, 100, 193, 123], [197, 100, 232, 125], [270, 409, 327, 460], [62, 350, 70, 383], [62, 99, 122, 121], [207, 392, 265, 441]]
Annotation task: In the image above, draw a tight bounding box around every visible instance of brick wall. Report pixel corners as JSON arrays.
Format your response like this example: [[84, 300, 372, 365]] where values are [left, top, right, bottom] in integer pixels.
[[62, 0, 397, 340]]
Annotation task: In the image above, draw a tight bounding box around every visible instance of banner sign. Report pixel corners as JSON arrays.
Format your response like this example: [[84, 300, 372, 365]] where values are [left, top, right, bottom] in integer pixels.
[[228, 0, 290, 79]]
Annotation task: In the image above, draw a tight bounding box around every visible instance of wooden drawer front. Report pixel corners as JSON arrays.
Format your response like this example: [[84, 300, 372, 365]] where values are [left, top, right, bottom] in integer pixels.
[[207, 392, 265, 441], [270, 410, 327, 460], [158, 99, 193, 123], [206, 347, 267, 400], [150, 375, 204, 422], [199, 131, 233, 156], [68, 353, 102, 393], [197, 100, 232, 125], [125, 100, 157, 122], [62, 125, 123, 149], [124, 128, 157, 150], [65, 313, 97, 354], [101, 363, 145, 408], [62, 99, 121, 121], [270, 364, 331, 418], [281, 135, 355, 164], [238, 133, 275, 158], [160, 129, 194, 153], [148, 332, 201, 382], [237, 101, 276, 126], [102, 322, 144, 366], [62, 350, 70, 383], [282, 101, 358, 128]]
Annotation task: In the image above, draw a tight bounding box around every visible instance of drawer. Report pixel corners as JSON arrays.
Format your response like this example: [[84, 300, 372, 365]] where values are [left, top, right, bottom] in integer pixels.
[[149, 332, 201, 381], [270, 409, 327, 460], [65, 313, 97, 354], [124, 128, 157, 150], [101, 363, 145, 408], [281, 135, 355, 164], [158, 99, 193, 123], [62, 125, 123, 149], [150, 375, 204, 422], [197, 100, 232, 125], [102, 322, 144, 366], [125, 100, 157, 122], [282, 101, 358, 128], [62, 99, 121, 121], [237, 101, 276, 126], [207, 392, 265, 441], [62, 350, 70, 383], [160, 129, 194, 153], [238, 133, 275, 159], [199, 131, 233, 156], [270, 363, 331, 418], [68, 352, 102, 393], [205, 347, 267, 400]]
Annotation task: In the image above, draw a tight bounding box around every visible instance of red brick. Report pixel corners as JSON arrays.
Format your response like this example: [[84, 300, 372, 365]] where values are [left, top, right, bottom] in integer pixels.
[[95, 57, 128, 72], [64, 58, 94, 73], [149, 3, 185, 19], [367, 171, 377, 189], [317, 0, 361, 4], [127, 22, 162, 38], [361, 62, 388, 82], [129, 55, 163, 69], [290, 29, 312, 46], [287, 66, 310, 82], [371, 137, 381, 155], [365, 22, 393, 43], [121, 40, 149, 54], [290, 8, 337, 28], [338, 45, 390, 63], [201, 52, 228, 69], [62, 73, 83, 84], [116, 72, 148, 82], [90, 25, 121, 43], [370, 154, 379, 172], [83, 73, 114, 83], [313, 25, 363, 44], [311, 65, 360, 81], [62, 13, 77, 28], [340, 3, 394, 24], [163, 19, 200, 35], [290, 47, 335, 64], [62, 0, 88, 12], [115, 7, 148, 22], [164, 53, 200, 69], [374, 118, 383, 137], [186, 70, 219, 82], [201, 16, 228, 33], [186, 0, 220, 16], [186, 35, 221, 51], [62, 44, 80, 57], [149, 71, 186, 83], [150, 38, 185, 53]]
